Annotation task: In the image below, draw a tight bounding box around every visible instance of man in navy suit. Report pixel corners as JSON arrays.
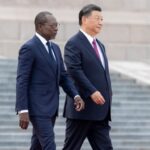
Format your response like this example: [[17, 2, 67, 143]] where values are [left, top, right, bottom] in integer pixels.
[[16, 11, 84, 150], [63, 4, 113, 150]]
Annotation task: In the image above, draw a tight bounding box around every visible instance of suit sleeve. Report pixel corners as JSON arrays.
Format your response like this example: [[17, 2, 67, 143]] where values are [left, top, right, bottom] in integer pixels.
[[64, 41, 97, 98], [58, 47, 78, 98], [16, 45, 34, 112]]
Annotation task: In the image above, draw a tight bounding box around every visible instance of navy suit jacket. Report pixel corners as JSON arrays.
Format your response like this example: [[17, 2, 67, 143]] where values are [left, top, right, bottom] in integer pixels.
[[16, 35, 78, 118], [63, 31, 112, 121]]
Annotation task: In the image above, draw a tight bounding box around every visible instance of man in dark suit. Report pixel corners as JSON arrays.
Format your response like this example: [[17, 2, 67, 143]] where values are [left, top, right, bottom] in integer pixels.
[[15, 11, 84, 150], [63, 4, 113, 150]]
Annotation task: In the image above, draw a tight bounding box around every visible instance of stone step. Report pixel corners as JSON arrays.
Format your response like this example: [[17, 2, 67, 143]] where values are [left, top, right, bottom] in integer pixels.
[[1, 86, 148, 93], [2, 123, 149, 131], [1, 120, 150, 128], [1, 114, 150, 123], [1, 124, 150, 131], [112, 115, 150, 120], [0, 146, 90, 150], [1, 95, 150, 104], [0, 107, 147, 116], [2, 146, 147, 150], [113, 100, 150, 104], [0, 90, 149, 98], [0, 74, 16, 78], [112, 81, 148, 86], [2, 103, 150, 111], [113, 88, 150, 93], [112, 107, 150, 112], [1, 119, 150, 127], [0, 89, 15, 93], [0, 91, 150, 102], [113, 94, 150, 99], [0, 146, 29, 150], [0, 58, 17, 63], [0, 76, 137, 84], [0, 62, 16, 68], [1, 131, 150, 138], [2, 98, 150, 107], [2, 82, 146, 90], [54, 118, 150, 126], [1, 99, 150, 110], [0, 80, 16, 84], [111, 120, 150, 126], [0, 139, 150, 149], [111, 126, 150, 132]]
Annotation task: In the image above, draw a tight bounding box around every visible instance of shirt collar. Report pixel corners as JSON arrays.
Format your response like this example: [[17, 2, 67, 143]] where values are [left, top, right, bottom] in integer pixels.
[[35, 32, 50, 46], [80, 29, 96, 45]]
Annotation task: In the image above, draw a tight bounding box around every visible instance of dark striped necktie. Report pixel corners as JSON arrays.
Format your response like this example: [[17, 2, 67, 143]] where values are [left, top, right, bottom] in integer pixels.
[[46, 41, 56, 62]]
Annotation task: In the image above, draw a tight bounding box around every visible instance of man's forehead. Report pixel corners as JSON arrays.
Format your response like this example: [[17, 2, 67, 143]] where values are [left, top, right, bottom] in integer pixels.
[[46, 15, 57, 22], [91, 10, 101, 15]]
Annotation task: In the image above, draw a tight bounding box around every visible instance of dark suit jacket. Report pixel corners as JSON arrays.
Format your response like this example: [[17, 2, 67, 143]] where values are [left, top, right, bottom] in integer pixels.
[[16, 35, 78, 118], [63, 31, 112, 121]]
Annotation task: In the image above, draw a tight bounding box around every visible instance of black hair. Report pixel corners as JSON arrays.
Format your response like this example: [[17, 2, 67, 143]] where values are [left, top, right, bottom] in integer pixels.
[[79, 4, 102, 25], [34, 11, 52, 29]]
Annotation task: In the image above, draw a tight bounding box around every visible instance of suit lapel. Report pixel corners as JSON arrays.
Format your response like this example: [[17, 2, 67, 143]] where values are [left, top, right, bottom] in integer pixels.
[[96, 40, 112, 91], [33, 36, 57, 74], [78, 31, 104, 69], [96, 40, 108, 70]]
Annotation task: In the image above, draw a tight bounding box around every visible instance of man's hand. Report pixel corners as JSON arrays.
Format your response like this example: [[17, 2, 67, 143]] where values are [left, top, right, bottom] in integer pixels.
[[19, 112, 29, 130], [90, 91, 105, 105], [74, 96, 85, 111]]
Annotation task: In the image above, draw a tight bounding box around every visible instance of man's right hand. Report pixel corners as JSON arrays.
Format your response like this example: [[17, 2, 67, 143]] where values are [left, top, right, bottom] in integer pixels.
[[74, 96, 85, 111], [90, 91, 105, 105], [19, 112, 29, 130]]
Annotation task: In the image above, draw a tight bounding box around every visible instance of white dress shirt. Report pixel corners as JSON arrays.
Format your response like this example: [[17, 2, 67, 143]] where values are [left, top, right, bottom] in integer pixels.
[[36, 32, 56, 60]]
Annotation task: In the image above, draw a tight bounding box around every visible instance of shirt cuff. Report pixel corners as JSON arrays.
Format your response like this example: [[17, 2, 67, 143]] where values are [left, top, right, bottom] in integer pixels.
[[74, 95, 80, 100], [18, 110, 28, 114]]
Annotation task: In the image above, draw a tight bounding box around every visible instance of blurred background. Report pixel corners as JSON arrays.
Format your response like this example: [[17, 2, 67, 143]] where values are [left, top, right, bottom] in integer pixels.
[[0, 0, 150, 150]]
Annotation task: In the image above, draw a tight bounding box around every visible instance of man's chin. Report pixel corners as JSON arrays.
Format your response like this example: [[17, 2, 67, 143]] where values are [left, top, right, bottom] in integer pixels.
[[50, 36, 56, 40]]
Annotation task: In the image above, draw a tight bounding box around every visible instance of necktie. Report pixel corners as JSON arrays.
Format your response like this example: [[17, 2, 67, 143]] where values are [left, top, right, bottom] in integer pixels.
[[92, 39, 105, 68], [46, 41, 55, 62], [92, 39, 100, 59]]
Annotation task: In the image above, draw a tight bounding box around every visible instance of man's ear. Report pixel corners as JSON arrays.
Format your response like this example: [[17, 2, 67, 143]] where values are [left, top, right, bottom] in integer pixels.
[[37, 23, 43, 32], [81, 16, 87, 25]]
